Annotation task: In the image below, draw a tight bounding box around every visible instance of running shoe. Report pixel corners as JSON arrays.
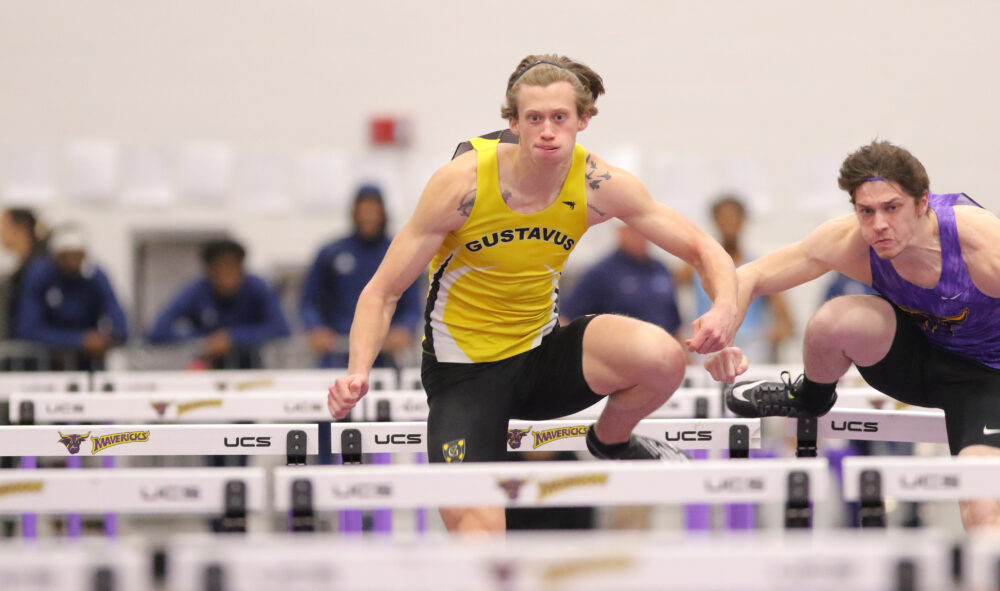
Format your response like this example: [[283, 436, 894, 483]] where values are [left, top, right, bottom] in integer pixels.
[[588, 432, 690, 462], [725, 371, 836, 418]]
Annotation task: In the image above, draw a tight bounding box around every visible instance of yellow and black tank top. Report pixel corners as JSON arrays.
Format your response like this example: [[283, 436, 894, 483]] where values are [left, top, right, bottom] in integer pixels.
[[423, 136, 589, 363]]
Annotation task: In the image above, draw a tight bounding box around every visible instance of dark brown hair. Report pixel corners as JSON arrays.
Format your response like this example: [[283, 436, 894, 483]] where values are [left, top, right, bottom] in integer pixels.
[[837, 140, 929, 205], [710, 194, 747, 220], [501, 54, 605, 120]]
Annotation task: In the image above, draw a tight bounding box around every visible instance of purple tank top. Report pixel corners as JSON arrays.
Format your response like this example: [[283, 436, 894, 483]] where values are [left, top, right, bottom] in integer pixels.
[[870, 193, 1000, 369]]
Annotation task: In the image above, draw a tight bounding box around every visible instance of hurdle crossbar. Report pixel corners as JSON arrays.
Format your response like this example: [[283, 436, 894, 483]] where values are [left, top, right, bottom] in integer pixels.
[[963, 533, 1000, 590], [90, 367, 397, 392], [843, 456, 1000, 503], [166, 530, 949, 591], [0, 539, 148, 591], [362, 387, 725, 422], [0, 372, 88, 402], [274, 458, 828, 510], [0, 424, 317, 457], [8, 391, 334, 423], [817, 408, 947, 443], [0, 467, 265, 514], [330, 418, 760, 456]]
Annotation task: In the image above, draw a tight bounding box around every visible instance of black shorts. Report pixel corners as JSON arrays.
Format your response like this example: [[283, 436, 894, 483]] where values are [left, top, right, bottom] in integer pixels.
[[856, 301, 1000, 454], [421, 315, 603, 463]]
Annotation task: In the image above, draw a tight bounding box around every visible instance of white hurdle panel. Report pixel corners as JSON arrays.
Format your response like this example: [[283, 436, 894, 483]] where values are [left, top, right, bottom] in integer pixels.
[[818, 408, 947, 443], [8, 391, 333, 423], [362, 386, 725, 422], [0, 372, 89, 402], [793, 406, 947, 457], [274, 458, 828, 510], [963, 533, 1000, 591], [0, 424, 317, 457], [330, 418, 760, 455], [166, 530, 950, 591], [843, 456, 1000, 528], [0, 539, 148, 591], [0, 467, 264, 515], [91, 367, 397, 392]]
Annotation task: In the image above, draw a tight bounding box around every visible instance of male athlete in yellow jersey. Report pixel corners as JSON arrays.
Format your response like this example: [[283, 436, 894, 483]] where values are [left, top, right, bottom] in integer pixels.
[[328, 54, 739, 533]]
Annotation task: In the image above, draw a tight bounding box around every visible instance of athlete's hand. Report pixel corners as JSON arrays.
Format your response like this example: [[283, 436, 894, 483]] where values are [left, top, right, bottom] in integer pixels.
[[704, 347, 749, 384], [685, 303, 739, 354], [328, 374, 369, 420]]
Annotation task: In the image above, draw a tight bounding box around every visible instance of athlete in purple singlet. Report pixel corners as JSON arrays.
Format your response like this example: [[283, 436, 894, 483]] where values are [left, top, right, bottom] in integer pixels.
[[706, 140, 1000, 530]]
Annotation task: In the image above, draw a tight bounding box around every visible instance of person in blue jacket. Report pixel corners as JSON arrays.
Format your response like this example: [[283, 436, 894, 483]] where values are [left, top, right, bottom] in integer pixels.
[[300, 185, 422, 368], [562, 223, 682, 336], [148, 238, 290, 369], [16, 224, 128, 370]]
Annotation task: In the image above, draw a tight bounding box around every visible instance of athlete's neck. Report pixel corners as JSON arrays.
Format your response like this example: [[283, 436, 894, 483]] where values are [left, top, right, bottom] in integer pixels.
[[502, 143, 572, 208], [891, 208, 942, 285]]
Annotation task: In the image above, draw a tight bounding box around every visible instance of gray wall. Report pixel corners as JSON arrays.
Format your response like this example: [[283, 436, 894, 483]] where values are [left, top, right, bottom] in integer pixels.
[[1, 0, 997, 349]]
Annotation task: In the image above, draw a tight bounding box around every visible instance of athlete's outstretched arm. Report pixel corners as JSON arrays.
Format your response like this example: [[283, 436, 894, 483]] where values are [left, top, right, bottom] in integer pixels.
[[737, 214, 866, 321], [705, 214, 870, 382], [585, 155, 738, 354], [328, 158, 473, 418]]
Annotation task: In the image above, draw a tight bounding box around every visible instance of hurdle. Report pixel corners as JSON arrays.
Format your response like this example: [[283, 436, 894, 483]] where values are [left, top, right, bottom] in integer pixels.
[[330, 418, 760, 460], [90, 368, 398, 392], [962, 532, 1000, 591], [794, 406, 946, 457], [274, 457, 827, 531], [0, 538, 148, 591], [0, 424, 316, 461], [165, 529, 950, 591], [0, 372, 92, 538], [0, 467, 265, 534], [363, 386, 726, 421], [7, 391, 337, 424], [842, 456, 1000, 527]]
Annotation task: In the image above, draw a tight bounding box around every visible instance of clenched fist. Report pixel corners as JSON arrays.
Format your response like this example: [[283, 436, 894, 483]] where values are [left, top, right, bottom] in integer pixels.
[[327, 374, 369, 419]]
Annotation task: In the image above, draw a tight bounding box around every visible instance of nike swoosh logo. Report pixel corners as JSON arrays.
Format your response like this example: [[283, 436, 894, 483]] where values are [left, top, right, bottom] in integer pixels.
[[561, 201, 576, 210], [983, 426, 1000, 436], [941, 293, 962, 301], [730, 380, 767, 403]]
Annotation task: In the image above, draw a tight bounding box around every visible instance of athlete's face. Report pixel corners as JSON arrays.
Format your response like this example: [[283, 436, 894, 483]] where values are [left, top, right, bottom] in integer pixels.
[[207, 256, 244, 299], [853, 180, 929, 259], [353, 199, 386, 240], [509, 81, 589, 163]]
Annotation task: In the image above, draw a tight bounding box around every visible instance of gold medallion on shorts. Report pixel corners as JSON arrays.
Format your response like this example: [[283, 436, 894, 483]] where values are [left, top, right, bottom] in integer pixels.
[[442, 439, 466, 463]]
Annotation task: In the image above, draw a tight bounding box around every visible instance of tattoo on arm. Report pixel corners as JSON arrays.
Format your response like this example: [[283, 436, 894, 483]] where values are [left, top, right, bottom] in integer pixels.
[[457, 189, 476, 217], [587, 202, 607, 217], [585, 154, 612, 190], [501, 190, 513, 204]]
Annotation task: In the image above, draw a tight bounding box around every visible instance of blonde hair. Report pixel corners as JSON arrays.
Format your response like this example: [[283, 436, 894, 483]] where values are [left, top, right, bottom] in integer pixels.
[[500, 54, 605, 120]]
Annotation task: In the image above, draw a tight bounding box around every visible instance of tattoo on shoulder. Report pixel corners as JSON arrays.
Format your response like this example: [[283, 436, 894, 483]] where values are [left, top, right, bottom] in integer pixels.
[[585, 153, 612, 190], [501, 190, 513, 204], [457, 189, 476, 217], [587, 202, 607, 217]]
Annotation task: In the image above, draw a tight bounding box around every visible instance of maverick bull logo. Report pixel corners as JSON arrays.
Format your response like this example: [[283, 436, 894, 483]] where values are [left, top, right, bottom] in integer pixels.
[[496, 478, 529, 501], [507, 427, 531, 449], [898, 304, 969, 336], [58, 431, 91, 455]]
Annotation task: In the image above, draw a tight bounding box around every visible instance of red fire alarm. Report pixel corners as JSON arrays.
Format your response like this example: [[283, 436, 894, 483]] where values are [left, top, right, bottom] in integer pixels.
[[369, 115, 412, 147]]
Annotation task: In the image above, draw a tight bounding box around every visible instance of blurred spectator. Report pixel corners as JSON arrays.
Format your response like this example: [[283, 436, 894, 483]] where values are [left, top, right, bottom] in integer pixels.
[[148, 238, 290, 369], [822, 272, 879, 301], [15, 223, 127, 371], [562, 223, 682, 336], [682, 195, 795, 363], [0, 208, 47, 341], [299, 185, 422, 368]]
